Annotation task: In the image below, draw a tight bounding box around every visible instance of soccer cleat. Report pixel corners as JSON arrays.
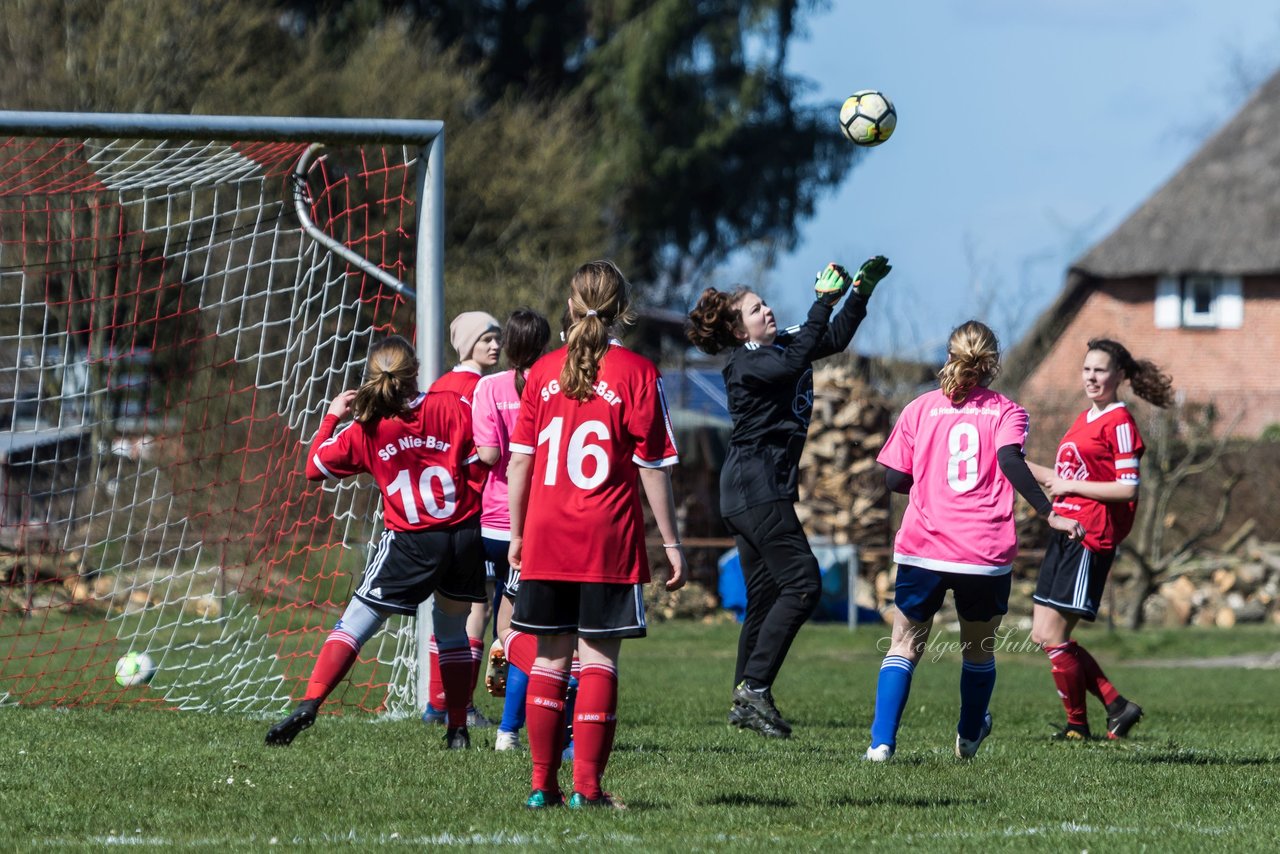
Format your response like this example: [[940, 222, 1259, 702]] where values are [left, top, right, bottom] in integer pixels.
[[466, 706, 493, 728], [568, 791, 626, 810], [863, 744, 895, 762], [727, 703, 751, 728], [955, 712, 993, 759], [494, 730, 523, 752], [1106, 698, 1144, 739], [525, 789, 564, 809], [445, 725, 471, 749], [1052, 722, 1092, 741], [265, 698, 320, 746], [485, 642, 508, 697], [420, 705, 446, 726], [731, 681, 792, 738]]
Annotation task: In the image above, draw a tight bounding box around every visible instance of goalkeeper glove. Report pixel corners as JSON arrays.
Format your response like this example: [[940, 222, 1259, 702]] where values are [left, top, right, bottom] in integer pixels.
[[851, 255, 892, 298], [814, 263, 853, 306]]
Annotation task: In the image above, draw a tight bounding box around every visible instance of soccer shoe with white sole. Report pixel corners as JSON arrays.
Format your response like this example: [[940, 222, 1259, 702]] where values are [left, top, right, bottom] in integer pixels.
[[445, 725, 471, 749], [568, 791, 626, 810], [485, 641, 508, 697], [863, 744, 895, 762], [955, 712, 993, 758], [265, 698, 320, 746], [494, 730, 523, 752], [1106, 698, 1144, 739], [525, 789, 564, 809]]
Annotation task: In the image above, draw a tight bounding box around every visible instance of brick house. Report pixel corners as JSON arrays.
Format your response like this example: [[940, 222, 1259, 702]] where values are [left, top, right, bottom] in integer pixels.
[[1005, 70, 1280, 446]]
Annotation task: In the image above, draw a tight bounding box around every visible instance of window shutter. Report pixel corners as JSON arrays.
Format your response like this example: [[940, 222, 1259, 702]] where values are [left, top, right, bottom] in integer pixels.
[[1217, 277, 1243, 328], [1154, 277, 1181, 328]]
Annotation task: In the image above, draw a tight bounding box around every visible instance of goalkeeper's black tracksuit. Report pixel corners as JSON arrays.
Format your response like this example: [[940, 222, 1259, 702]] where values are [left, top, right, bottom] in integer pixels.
[[720, 293, 869, 690]]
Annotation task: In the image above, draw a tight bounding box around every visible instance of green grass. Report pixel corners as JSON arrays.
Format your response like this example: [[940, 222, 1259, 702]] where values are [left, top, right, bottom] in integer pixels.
[[3, 621, 1279, 851]]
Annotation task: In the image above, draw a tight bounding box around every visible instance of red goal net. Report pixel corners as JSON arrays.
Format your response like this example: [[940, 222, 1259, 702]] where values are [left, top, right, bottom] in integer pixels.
[[0, 124, 433, 714]]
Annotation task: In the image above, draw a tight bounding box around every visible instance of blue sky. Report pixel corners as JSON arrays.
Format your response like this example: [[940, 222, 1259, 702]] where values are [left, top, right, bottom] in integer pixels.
[[728, 1, 1280, 358]]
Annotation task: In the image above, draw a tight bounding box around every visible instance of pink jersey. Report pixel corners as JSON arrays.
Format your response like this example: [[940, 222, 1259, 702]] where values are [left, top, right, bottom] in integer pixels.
[[877, 387, 1030, 575], [471, 370, 523, 539], [306, 391, 480, 532], [510, 344, 678, 584], [1051, 402, 1143, 552]]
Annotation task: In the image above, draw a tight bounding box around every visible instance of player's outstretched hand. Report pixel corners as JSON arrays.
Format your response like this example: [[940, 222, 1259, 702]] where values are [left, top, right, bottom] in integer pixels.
[[1048, 512, 1085, 542], [663, 544, 687, 591], [852, 255, 891, 298], [814, 263, 853, 306], [327, 389, 357, 419]]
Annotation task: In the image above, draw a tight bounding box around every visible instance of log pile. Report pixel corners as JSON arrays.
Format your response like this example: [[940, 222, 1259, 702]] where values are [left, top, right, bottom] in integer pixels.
[[796, 363, 893, 547], [1140, 523, 1280, 628], [1, 547, 224, 618]]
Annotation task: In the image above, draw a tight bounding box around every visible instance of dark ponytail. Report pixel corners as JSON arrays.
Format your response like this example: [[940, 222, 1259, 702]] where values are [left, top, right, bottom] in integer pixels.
[[685, 287, 749, 355], [503, 308, 551, 397], [1086, 338, 1175, 408]]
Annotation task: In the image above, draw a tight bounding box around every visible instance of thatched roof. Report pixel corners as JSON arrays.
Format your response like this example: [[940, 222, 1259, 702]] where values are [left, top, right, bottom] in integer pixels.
[[1074, 69, 1280, 277], [1002, 70, 1280, 391]]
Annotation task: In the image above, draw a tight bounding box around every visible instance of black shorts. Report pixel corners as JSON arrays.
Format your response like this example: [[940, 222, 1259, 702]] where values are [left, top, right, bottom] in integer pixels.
[[482, 536, 519, 598], [353, 523, 486, 616], [1032, 531, 1115, 621], [511, 579, 647, 639], [894, 564, 1011, 623]]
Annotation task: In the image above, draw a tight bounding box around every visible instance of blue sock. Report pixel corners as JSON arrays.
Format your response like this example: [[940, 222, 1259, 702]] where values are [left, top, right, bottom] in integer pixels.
[[958, 658, 997, 740], [499, 664, 529, 733], [870, 655, 915, 748]]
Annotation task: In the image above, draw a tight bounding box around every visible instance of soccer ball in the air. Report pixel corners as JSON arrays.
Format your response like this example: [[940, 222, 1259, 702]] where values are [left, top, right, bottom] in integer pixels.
[[840, 90, 896, 146], [115, 652, 157, 687]]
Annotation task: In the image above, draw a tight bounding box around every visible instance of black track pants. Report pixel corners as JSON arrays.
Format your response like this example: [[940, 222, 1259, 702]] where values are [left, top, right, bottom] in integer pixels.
[[724, 500, 822, 688]]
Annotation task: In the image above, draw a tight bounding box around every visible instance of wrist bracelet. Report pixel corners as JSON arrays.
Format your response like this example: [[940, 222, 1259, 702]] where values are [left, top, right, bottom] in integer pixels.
[[662, 542, 682, 549]]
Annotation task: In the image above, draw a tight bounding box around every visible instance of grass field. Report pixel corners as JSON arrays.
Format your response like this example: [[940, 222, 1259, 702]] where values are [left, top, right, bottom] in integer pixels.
[[3, 620, 1279, 851]]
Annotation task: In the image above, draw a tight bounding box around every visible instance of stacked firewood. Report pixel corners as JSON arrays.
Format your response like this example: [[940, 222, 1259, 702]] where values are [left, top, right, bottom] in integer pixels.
[[795, 362, 894, 547], [1141, 522, 1280, 627]]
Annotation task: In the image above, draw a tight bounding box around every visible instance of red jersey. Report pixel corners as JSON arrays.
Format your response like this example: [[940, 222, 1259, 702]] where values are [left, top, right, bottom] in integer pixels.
[[306, 391, 480, 531], [1050, 402, 1143, 551], [429, 365, 483, 399], [510, 344, 678, 584]]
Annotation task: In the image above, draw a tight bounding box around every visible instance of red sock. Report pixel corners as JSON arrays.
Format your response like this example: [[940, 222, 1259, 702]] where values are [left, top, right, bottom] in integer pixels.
[[572, 662, 618, 800], [1074, 643, 1120, 706], [438, 645, 472, 727], [304, 630, 361, 702], [469, 636, 485, 700], [526, 665, 570, 794], [505, 631, 537, 674], [428, 636, 444, 712], [1046, 642, 1089, 727]]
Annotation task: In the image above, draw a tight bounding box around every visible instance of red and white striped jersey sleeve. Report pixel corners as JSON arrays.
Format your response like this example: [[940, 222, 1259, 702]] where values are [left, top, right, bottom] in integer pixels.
[[1110, 411, 1144, 485], [628, 371, 679, 469]]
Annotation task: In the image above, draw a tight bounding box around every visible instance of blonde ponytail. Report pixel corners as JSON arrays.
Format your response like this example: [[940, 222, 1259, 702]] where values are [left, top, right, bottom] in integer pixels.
[[352, 335, 419, 422], [560, 260, 635, 401], [938, 321, 1001, 404]]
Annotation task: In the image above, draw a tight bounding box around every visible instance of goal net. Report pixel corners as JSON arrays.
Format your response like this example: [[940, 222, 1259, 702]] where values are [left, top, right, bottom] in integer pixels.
[[0, 114, 442, 715]]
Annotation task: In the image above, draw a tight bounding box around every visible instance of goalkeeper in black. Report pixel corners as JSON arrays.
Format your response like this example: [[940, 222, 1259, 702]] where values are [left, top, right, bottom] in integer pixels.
[[686, 257, 890, 738]]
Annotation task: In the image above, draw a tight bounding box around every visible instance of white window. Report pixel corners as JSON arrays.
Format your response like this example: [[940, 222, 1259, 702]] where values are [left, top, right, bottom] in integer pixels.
[[1154, 276, 1242, 329]]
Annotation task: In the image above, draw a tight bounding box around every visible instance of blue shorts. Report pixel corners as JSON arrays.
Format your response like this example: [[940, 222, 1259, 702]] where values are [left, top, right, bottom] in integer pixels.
[[894, 564, 1011, 623]]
